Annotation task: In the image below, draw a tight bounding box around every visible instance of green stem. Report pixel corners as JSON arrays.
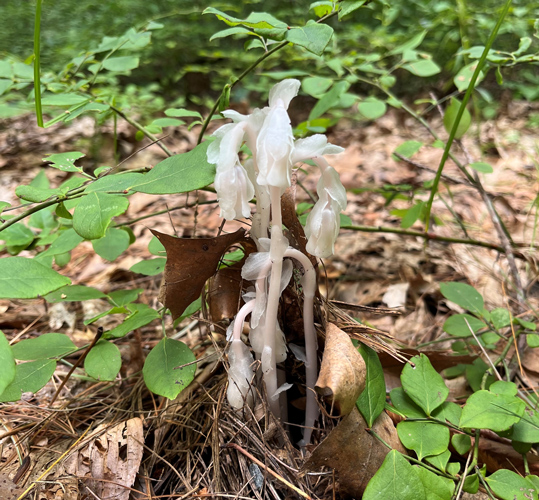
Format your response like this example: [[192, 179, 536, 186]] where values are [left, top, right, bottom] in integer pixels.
[[33, 0, 43, 127], [423, 0, 512, 232], [110, 105, 173, 157]]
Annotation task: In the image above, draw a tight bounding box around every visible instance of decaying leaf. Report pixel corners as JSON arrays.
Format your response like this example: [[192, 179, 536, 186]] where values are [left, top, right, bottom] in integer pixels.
[[303, 409, 405, 497], [62, 418, 144, 500], [152, 228, 245, 320], [0, 473, 23, 500], [315, 323, 366, 416]]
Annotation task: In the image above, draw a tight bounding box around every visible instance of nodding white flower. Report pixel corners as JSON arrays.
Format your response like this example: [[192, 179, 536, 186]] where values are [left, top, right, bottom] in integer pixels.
[[305, 157, 347, 258], [227, 339, 255, 409], [256, 79, 301, 189], [291, 134, 344, 165]]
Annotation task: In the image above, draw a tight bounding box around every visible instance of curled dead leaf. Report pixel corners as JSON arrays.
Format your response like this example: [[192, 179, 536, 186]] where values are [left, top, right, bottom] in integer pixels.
[[303, 409, 405, 497], [152, 228, 245, 320], [315, 323, 366, 416]]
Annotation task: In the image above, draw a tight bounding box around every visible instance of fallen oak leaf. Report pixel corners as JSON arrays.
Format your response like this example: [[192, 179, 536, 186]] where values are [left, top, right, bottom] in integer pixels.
[[152, 228, 245, 320], [315, 323, 366, 416]]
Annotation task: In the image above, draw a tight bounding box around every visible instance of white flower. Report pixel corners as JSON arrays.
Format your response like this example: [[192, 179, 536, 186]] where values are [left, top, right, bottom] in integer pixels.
[[305, 158, 347, 258], [291, 134, 344, 165], [256, 79, 301, 189], [227, 339, 255, 409]]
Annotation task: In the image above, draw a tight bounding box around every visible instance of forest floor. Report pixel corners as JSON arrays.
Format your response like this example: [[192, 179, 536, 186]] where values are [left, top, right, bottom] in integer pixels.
[[0, 103, 538, 499]]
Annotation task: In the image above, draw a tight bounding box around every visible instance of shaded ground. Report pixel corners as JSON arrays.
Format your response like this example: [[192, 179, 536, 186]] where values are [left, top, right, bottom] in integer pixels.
[[0, 104, 538, 499]]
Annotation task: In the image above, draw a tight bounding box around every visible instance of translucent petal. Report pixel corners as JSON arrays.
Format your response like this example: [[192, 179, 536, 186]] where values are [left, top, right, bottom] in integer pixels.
[[242, 252, 271, 281], [227, 339, 255, 409], [222, 110, 248, 122], [320, 165, 347, 210], [268, 79, 301, 109]]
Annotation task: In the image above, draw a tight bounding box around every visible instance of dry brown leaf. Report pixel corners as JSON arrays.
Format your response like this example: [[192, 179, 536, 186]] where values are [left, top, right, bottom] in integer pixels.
[[62, 418, 144, 500], [315, 323, 366, 416], [152, 228, 245, 320], [0, 473, 23, 500], [303, 409, 405, 497]]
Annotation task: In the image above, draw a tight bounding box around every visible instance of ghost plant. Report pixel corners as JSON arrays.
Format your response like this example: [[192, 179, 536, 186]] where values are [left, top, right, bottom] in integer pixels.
[[207, 79, 346, 445]]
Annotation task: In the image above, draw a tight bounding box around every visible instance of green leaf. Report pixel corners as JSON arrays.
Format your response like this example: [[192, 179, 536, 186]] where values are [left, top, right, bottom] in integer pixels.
[[64, 102, 110, 122], [451, 434, 471, 455], [310, 1, 333, 18], [302, 77, 334, 98], [44, 285, 107, 303], [460, 390, 525, 431], [528, 335, 539, 348], [402, 59, 441, 77], [105, 303, 160, 339], [432, 401, 462, 426], [397, 421, 449, 460], [401, 202, 425, 229], [510, 408, 539, 443], [73, 193, 129, 240], [85, 340, 121, 381], [285, 21, 333, 56], [29, 209, 57, 230], [389, 386, 425, 418], [12, 333, 76, 360], [54, 252, 71, 268], [130, 258, 166, 276], [490, 380, 517, 396], [0, 223, 34, 247], [443, 314, 486, 337], [309, 81, 348, 120], [465, 358, 495, 392], [165, 108, 203, 120], [0, 359, 56, 402], [338, 0, 368, 19], [42, 151, 84, 172], [516, 318, 537, 331], [485, 470, 539, 500], [393, 140, 423, 160], [151, 117, 185, 128], [107, 289, 142, 307], [86, 172, 143, 193], [356, 344, 385, 427], [43, 228, 84, 256], [92, 228, 130, 261], [203, 8, 286, 30], [469, 162, 493, 174], [102, 56, 140, 72], [15, 185, 60, 202], [41, 94, 89, 106], [425, 449, 450, 472], [363, 450, 426, 500], [389, 31, 427, 55], [148, 236, 165, 255], [210, 27, 253, 41], [0, 257, 70, 299], [142, 337, 196, 399], [440, 282, 483, 315], [443, 98, 471, 139], [491, 308, 511, 329], [130, 142, 215, 195], [0, 331, 15, 395], [401, 354, 448, 416], [415, 466, 454, 500], [358, 97, 387, 120], [454, 62, 485, 92]]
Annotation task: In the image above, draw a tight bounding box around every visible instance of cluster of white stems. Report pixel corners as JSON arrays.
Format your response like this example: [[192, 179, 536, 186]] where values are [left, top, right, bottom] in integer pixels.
[[207, 79, 346, 445]]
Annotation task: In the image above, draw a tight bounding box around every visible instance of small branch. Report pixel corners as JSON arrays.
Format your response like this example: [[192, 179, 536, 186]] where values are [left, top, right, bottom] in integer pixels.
[[393, 153, 469, 187]]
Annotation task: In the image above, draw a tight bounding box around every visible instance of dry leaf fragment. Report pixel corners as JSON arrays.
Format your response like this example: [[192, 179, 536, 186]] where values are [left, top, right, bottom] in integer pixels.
[[0, 473, 23, 500], [303, 409, 405, 497], [315, 323, 366, 416], [152, 228, 245, 320]]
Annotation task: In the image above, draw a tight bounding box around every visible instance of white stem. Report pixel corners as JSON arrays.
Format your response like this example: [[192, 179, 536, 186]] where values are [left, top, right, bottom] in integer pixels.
[[232, 300, 255, 341], [284, 248, 318, 445]]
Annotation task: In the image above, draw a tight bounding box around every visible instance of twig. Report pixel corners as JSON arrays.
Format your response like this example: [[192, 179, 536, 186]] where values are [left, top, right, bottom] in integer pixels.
[[393, 153, 469, 187], [224, 442, 312, 499]]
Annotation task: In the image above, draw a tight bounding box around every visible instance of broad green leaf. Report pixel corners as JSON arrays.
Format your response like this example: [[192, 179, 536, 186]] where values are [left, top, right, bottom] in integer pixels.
[[310, 1, 333, 18], [465, 358, 495, 392], [363, 450, 426, 500], [490, 380, 517, 396], [85, 340, 121, 381], [0, 79, 12, 96], [130, 258, 166, 276], [510, 408, 539, 443], [309, 81, 349, 120], [440, 282, 483, 315], [148, 236, 165, 255], [463, 474, 479, 494], [528, 334, 539, 348], [285, 21, 333, 56], [15, 185, 60, 202], [516, 318, 537, 331], [397, 421, 449, 460], [451, 434, 471, 455], [142, 337, 196, 399], [210, 27, 253, 41], [54, 252, 71, 268], [389, 31, 427, 55], [0, 223, 34, 247], [389, 386, 425, 418], [485, 470, 539, 500], [102, 56, 140, 72], [425, 449, 451, 472], [92, 228, 130, 261], [0, 257, 70, 299], [338, 0, 368, 19], [358, 97, 387, 120], [302, 77, 333, 98], [401, 354, 448, 416], [29, 209, 57, 230], [44, 285, 107, 303], [0, 331, 15, 395], [393, 140, 423, 160], [12, 333, 76, 360], [42, 151, 84, 172], [86, 172, 143, 193], [460, 390, 525, 431], [401, 202, 425, 229], [64, 102, 110, 122], [469, 162, 493, 174], [203, 8, 286, 30], [356, 344, 385, 427], [443, 314, 486, 337], [130, 142, 215, 195], [491, 308, 511, 329], [0, 359, 56, 402], [443, 98, 471, 139], [84, 306, 128, 326], [42, 228, 84, 256], [73, 193, 129, 240], [107, 289, 142, 307], [415, 466, 454, 500], [41, 94, 89, 106], [165, 108, 203, 119], [454, 62, 485, 92], [105, 303, 160, 339], [402, 59, 441, 77], [151, 117, 185, 128], [432, 401, 462, 426]]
